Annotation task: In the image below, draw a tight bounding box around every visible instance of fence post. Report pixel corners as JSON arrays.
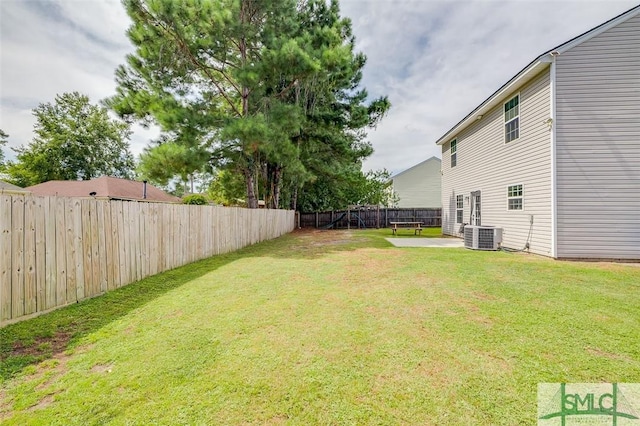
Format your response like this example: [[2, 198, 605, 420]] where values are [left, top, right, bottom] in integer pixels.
[[315, 212, 319, 229], [347, 208, 350, 230]]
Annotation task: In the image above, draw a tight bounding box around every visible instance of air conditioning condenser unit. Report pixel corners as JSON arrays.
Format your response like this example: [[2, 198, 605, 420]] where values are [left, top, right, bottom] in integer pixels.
[[463, 225, 503, 250]]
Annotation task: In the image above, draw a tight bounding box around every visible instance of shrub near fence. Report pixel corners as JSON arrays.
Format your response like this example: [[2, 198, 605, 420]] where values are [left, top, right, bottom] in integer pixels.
[[0, 194, 294, 326], [299, 207, 441, 229]]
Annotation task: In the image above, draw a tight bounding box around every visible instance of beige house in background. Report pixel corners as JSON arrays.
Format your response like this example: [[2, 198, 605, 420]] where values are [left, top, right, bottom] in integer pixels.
[[391, 157, 441, 208], [438, 5, 640, 259]]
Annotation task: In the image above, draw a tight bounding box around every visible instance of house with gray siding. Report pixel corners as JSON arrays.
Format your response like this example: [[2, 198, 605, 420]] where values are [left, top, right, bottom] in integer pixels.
[[391, 157, 441, 208], [438, 5, 640, 260]]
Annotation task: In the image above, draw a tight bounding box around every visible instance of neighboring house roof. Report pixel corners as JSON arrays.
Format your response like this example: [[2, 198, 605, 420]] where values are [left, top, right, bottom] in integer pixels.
[[0, 180, 30, 194], [26, 176, 181, 203], [435, 4, 640, 146], [391, 156, 441, 180]]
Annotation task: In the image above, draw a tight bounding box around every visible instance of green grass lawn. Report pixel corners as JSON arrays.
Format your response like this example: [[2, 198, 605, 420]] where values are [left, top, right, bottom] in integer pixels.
[[2, 228, 639, 424]]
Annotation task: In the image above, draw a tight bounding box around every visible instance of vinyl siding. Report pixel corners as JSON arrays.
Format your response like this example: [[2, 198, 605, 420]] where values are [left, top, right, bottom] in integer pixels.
[[441, 70, 553, 256], [555, 13, 640, 259], [392, 158, 442, 208]]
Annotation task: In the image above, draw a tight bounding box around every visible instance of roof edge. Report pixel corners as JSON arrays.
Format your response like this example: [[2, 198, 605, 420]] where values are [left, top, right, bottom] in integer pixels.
[[435, 4, 640, 146], [435, 56, 551, 146], [391, 156, 442, 179], [554, 4, 640, 54]]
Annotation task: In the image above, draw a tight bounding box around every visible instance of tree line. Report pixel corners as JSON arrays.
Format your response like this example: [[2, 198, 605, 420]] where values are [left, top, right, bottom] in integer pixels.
[[1, 0, 395, 211]]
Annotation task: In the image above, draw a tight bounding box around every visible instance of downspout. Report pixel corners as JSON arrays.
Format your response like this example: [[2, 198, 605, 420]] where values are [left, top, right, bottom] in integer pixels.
[[549, 52, 558, 258], [143, 180, 147, 200]]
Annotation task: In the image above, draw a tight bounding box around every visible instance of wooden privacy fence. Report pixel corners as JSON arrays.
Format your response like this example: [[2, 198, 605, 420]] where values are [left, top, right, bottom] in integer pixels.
[[299, 207, 441, 229], [0, 194, 294, 326]]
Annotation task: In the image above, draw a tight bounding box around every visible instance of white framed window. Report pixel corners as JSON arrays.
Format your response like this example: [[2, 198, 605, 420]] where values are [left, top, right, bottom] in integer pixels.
[[451, 139, 457, 167], [456, 194, 463, 223], [504, 94, 519, 143], [507, 184, 524, 210]]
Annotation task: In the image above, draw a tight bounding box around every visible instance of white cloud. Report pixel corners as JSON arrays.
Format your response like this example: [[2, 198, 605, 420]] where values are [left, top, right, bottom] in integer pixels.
[[0, 0, 134, 155], [1, 0, 638, 176]]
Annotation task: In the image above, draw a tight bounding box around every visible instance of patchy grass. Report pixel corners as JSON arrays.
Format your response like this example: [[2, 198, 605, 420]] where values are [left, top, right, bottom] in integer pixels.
[[0, 249, 240, 382], [1, 228, 640, 424]]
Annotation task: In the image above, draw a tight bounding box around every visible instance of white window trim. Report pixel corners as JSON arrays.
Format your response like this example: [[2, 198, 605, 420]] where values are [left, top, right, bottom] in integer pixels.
[[504, 93, 520, 144], [507, 183, 525, 211], [455, 194, 463, 224], [450, 138, 457, 167]]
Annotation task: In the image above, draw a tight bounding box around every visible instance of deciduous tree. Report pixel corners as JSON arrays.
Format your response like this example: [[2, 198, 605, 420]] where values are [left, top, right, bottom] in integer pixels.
[[206, 169, 247, 206], [0, 129, 7, 169], [5, 92, 134, 187]]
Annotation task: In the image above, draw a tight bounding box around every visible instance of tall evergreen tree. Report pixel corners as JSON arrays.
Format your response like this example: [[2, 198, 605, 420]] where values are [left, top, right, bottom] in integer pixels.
[[110, 0, 312, 207], [137, 135, 210, 194], [109, 0, 389, 209], [281, 0, 390, 210]]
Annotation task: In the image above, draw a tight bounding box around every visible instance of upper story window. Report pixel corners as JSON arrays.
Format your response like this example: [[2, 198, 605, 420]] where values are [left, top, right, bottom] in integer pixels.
[[450, 139, 457, 167], [456, 194, 464, 223], [507, 184, 523, 210], [504, 95, 519, 143]]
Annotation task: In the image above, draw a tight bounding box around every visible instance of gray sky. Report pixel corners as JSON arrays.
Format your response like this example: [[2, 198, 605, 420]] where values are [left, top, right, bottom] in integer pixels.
[[1, 0, 637, 175]]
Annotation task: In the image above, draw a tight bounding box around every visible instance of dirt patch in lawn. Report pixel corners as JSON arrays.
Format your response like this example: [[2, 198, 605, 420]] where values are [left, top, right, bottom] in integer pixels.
[[90, 363, 114, 374], [291, 229, 369, 247], [27, 393, 57, 412], [10, 331, 72, 360], [1, 353, 70, 420], [34, 357, 69, 390], [586, 346, 635, 363], [0, 390, 11, 421], [444, 291, 495, 328]]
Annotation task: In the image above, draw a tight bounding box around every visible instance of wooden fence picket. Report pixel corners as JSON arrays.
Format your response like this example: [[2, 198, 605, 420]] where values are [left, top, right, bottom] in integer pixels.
[[23, 196, 37, 315], [11, 196, 25, 319], [65, 198, 77, 304], [55, 197, 67, 306], [34, 197, 46, 313], [67, 199, 79, 302], [0, 195, 12, 321]]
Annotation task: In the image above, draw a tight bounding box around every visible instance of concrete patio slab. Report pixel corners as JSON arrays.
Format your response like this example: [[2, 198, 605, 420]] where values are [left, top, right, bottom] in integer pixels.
[[386, 238, 464, 248]]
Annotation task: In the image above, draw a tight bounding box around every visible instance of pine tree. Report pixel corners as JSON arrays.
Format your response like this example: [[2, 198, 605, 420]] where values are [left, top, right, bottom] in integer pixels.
[[109, 0, 389, 209]]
